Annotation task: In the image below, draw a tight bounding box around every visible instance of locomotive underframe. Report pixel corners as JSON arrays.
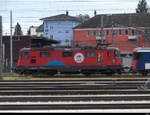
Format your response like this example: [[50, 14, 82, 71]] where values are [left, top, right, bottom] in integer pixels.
[[15, 65, 122, 75]]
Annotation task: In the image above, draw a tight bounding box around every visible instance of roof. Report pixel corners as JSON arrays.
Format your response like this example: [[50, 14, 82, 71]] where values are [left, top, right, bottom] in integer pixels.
[[134, 47, 150, 52], [74, 13, 150, 29], [36, 24, 44, 32], [41, 14, 82, 22], [20, 46, 118, 52], [31, 36, 60, 47]]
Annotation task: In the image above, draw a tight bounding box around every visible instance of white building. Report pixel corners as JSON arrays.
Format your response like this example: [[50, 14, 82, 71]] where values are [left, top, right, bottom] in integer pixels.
[[28, 25, 44, 37]]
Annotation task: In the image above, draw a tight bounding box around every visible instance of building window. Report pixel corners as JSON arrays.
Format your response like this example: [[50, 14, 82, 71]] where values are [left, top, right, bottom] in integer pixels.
[[58, 21, 61, 25], [137, 30, 142, 35], [122, 42, 126, 46], [65, 30, 69, 33], [128, 42, 133, 46], [112, 30, 116, 36], [40, 52, 50, 58], [114, 42, 120, 46], [131, 29, 135, 36], [50, 26, 53, 30], [45, 29, 49, 32], [58, 31, 62, 33], [50, 35, 53, 39], [106, 30, 109, 36], [93, 30, 97, 36], [119, 29, 122, 36], [86, 31, 90, 37], [45, 22, 48, 26], [65, 21, 69, 26], [125, 29, 128, 35]]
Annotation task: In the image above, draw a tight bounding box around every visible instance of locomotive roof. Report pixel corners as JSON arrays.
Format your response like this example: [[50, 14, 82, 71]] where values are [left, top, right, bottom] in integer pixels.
[[20, 47, 119, 52], [134, 47, 150, 52]]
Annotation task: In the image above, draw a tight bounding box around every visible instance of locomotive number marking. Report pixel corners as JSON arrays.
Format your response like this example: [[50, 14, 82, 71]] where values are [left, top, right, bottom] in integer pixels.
[[74, 53, 84, 63]]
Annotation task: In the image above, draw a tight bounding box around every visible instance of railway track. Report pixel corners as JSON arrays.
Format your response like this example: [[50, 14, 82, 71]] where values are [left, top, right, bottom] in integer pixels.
[[0, 79, 150, 112], [1, 101, 150, 110]]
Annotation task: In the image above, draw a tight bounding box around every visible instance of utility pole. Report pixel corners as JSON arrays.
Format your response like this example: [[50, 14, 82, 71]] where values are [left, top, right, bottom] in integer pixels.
[[0, 16, 3, 79], [100, 16, 104, 44], [10, 10, 13, 73], [112, 21, 114, 47]]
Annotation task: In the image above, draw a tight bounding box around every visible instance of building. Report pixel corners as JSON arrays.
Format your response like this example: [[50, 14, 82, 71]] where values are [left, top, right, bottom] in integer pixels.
[[73, 13, 150, 51], [2, 35, 58, 71], [28, 25, 44, 37], [36, 24, 44, 37], [2, 35, 32, 71], [28, 26, 38, 36], [73, 13, 150, 70], [41, 11, 82, 46]]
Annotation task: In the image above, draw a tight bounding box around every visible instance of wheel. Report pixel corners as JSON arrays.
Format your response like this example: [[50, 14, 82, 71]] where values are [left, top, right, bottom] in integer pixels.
[[106, 72, 113, 76]]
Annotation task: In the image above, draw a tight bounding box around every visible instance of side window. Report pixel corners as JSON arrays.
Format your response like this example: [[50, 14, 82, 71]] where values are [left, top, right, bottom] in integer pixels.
[[86, 52, 96, 57], [19, 52, 22, 59], [40, 52, 50, 58], [114, 50, 120, 57], [62, 52, 73, 57], [24, 52, 29, 59]]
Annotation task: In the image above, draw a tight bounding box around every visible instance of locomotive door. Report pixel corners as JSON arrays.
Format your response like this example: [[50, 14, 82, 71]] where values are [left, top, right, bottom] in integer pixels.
[[97, 51, 103, 65], [30, 52, 37, 65]]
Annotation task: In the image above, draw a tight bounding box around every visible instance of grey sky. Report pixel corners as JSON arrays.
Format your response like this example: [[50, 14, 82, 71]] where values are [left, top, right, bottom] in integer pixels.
[[0, 0, 149, 34]]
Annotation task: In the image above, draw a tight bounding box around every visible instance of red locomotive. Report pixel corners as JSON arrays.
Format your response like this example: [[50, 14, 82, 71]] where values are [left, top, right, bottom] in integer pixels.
[[15, 46, 122, 75]]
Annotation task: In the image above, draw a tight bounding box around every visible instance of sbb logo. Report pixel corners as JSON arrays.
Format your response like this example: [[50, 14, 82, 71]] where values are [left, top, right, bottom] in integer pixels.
[[74, 53, 84, 63]]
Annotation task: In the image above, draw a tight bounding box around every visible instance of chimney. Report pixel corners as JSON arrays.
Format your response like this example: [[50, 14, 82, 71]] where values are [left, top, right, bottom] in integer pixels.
[[66, 11, 69, 16], [94, 10, 97, 16]]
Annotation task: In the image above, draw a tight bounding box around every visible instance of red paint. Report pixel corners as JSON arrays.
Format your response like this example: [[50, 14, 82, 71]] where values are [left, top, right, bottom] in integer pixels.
[[17, 48, 122, 68]]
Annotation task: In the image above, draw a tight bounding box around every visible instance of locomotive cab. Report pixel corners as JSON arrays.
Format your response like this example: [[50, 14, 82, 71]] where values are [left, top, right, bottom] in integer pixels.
[[132, 47, 150, 75]]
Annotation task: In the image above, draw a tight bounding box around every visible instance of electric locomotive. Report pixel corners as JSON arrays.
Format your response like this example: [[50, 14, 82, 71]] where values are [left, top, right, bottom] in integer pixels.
[[132, 47, 150, 75], [15, 46, 122, 75]]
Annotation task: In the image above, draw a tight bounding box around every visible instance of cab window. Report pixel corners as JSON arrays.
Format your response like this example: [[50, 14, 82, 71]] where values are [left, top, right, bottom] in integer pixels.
[[24, 52, 29, 59], [114, 50, 120, 57], [133, 52, 142, 60]]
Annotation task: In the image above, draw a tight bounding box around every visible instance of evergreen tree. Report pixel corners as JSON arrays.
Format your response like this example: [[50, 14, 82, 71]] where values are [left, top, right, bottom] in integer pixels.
[[14, 22, 23, 35], [136, 0, 148, 14]]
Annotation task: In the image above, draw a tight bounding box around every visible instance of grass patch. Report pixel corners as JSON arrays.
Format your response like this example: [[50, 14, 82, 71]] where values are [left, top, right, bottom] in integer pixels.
[[1, 73, 150, 81]]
